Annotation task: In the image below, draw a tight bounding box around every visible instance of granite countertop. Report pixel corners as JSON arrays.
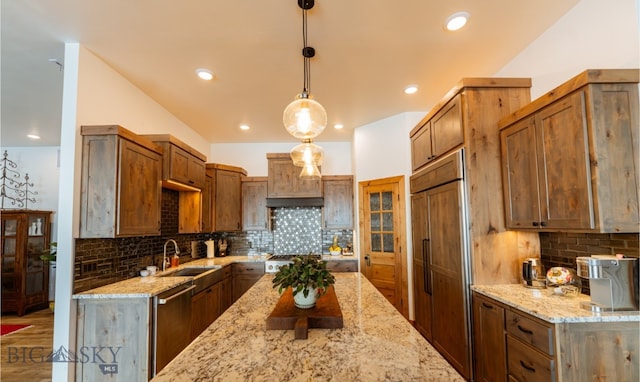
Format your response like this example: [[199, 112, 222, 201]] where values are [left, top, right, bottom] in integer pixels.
[[72, 255, 269, 299], [472, 284, 640, 323], [152, 273, 464, 382]]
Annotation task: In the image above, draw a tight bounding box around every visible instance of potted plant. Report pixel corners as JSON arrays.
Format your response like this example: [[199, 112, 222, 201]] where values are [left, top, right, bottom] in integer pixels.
[[272, 254, 336, 309], [40, 241, 57, 263]]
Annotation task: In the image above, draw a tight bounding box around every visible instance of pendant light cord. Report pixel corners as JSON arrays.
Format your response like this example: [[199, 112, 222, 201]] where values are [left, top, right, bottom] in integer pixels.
[[302, 8, 311, 95]]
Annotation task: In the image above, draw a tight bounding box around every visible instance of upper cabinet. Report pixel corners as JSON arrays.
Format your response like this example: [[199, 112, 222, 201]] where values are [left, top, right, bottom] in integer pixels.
[[80, 125, 162, 238], [242, 177, 269, 231], [322, 176, 354, 229], [267, 153, 322, 198], [410, 94, 464, 171], [142, 134, 207, 190], [204, 163, 247, 232], [499, 69, 639, 233]]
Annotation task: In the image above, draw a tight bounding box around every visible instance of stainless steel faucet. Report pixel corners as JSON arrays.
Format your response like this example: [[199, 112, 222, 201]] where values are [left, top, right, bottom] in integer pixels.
[[163, 239, 180, 271]]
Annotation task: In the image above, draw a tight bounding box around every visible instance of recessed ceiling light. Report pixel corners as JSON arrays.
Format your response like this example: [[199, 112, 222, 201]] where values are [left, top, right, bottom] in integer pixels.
[[195, 68, 214, 81], [27, 134, 40, 140], [445, 11, 470, 31], [404, 85, 419, 95], [334, 124, 344, 130], [239, 124, 250, 131]]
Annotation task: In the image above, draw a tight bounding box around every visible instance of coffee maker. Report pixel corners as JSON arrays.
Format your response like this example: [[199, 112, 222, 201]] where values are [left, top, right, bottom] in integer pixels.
[[576, 255, 639, 312]]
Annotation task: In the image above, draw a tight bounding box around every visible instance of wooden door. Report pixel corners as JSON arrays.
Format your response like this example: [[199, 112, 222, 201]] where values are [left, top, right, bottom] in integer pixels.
[[359, 176, 408, 318], [410, 192, 432, 340], [426, 180, 472, 378], [215, 169, 242, 231], [242, 178, 268, 230], [473, 293, 507, 382], [535, 91, 593, 229], [118, 139, 162, 236], [500, 116, 541, 229], [322, 176, 354, 229]]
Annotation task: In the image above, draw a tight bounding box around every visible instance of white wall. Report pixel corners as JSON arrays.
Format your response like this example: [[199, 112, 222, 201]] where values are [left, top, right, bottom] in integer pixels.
[[209, 141, 352, 176], [0, 147, 60, 239], [496, 0, 639, 97]]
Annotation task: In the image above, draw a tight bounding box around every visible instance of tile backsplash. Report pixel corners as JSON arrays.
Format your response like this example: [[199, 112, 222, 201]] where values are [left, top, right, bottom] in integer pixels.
[[73, 190, 353, 293]]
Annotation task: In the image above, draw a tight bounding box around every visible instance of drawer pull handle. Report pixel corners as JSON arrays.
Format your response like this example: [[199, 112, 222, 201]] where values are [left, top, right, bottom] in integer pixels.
[[520, 360, 536, 373], [517, 324, 534, 335], [481, 302, 494, 309]]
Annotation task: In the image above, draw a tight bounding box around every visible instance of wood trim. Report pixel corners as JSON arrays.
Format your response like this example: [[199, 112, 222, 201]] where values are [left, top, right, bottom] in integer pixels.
[[80, 125, 163, 154], [266, 153, 290, 159], [142, 133, 208, 161], [321, 175, 354, 181], [206, 163, 247, 175], [410, 77, 531, 137], [498, 69, 640, 128], [242, 176, 268, 182]]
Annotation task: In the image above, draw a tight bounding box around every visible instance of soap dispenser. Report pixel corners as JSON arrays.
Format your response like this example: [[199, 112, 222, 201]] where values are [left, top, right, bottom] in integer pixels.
[[171, 253, 180, 268]]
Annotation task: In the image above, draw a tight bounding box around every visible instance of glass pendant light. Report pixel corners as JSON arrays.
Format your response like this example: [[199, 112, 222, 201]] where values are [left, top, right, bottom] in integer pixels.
[[283, 0, 327, 140], [299, 162, 321, 180], [289, 139, 324, 167]]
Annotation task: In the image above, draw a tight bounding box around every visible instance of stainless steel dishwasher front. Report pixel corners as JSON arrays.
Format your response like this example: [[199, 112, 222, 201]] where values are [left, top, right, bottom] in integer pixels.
[[152, 282, 195, 376]]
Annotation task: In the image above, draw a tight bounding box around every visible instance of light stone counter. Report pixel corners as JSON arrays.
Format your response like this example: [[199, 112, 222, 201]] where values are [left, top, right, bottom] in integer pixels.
[[472, 284, 640, 323], [152, 273, 464, 382], [73, 255, 268, 299]]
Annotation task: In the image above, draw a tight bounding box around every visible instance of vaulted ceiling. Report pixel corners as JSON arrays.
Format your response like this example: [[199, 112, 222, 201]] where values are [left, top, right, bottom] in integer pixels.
[[1, 0, 580, 147]]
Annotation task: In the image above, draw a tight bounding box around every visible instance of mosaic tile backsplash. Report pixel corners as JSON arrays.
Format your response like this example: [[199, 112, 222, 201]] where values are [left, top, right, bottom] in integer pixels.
[[272, 207, 322, 255]]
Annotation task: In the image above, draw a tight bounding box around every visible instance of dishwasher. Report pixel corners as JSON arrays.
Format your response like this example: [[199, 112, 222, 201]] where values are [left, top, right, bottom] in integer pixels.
[[152, 282, 195, 376]]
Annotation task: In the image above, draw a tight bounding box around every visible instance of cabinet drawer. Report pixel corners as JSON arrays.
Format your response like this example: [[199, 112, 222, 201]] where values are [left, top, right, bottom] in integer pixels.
[[326, 260, 357, 272], [507, 335, 555, 382], [506, 310, 554, 356], [232, 262, 265, 276]]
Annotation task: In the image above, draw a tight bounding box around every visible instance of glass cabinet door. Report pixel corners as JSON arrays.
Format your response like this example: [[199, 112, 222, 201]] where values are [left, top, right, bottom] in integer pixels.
[[1, 217, 18, 294]]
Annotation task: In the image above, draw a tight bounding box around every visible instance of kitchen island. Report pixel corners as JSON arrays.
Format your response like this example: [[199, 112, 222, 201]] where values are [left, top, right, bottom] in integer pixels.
[[152, 273, 464, 381]]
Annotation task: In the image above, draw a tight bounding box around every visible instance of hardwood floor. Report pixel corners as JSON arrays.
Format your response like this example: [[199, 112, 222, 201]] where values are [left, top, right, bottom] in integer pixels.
[[1, 308, 54, 382]]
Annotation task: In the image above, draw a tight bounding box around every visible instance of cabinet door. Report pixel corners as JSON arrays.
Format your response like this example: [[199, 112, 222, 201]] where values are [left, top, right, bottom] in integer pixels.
[[168, 144, 191, 184], [411, 122, 433, 171], [215, 170, 242, 231], [242, 179, 268, 230], [426, 181, 472, 379], [187, 156, 206, 188], [411, 192, 432, 340], [267, 156, 322, 198], [201, 173, 213, 232], [501, 116, 542, 229], [535, 91, 593, 229], [323, 177, 353, 229], [431, 94, 464, 158], [1, 216, 20, 312], [118, 139, 162, 236], [473, 294, 507, 382], [219, 276, 232, 313]]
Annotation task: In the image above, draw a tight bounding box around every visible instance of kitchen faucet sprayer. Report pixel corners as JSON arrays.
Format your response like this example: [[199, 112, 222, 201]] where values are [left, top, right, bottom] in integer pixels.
[[162, 239, 180, 271]]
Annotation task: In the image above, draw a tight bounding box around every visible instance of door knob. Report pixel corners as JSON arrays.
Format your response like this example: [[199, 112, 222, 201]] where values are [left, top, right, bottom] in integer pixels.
[[364, 255, 371, 266]]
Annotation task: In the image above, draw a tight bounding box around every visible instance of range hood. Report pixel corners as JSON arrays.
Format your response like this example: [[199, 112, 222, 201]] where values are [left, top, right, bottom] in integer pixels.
[[266, 197, 324, 208]]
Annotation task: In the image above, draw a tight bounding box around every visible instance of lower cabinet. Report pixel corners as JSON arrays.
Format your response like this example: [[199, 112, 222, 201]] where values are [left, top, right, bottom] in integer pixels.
[[232, 262, 265, 301], [472, 291, 639, 382], [326, 259, 357, 272], [219, 265, 233, 312], [190, 283, 221, 340]]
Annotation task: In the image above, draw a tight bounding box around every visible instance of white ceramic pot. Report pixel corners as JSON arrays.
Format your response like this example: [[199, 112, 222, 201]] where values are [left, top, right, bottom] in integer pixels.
[[293, 289, 317, 309]]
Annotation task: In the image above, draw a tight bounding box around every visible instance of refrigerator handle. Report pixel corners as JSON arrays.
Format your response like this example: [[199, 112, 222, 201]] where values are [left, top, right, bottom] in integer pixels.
[[423, 238, 432, 295]]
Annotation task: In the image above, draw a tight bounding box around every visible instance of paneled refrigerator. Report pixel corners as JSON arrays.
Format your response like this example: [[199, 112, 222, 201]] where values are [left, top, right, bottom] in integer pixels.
[[411, 149, 473, 379]]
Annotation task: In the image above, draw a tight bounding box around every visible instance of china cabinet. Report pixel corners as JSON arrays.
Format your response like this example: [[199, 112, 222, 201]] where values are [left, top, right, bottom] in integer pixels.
[[1, 210, 51, 315]]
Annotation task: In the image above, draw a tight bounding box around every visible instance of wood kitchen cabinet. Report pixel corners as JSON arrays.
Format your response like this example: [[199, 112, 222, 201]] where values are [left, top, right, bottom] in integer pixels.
[[143, 134, 207, 190], [472, 293, 507, 382], [191, 283, 221, 340], [242, 177, 269, 230], [204, 163, 247, 232], [232, 262, 264, 301], [410, 93, 464, 171], [267, 153, 322, 198], [80, 125, 162, 238], [322, 176, 354, 229], [1, 210, 51, 316], [219, 265, 233, 313], [499, 69, 639, 232], [472, 291, 639, 382]]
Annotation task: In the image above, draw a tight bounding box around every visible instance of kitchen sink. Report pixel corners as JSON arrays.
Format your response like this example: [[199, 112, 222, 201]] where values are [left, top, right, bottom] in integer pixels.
[[158, 266, 224, 294]]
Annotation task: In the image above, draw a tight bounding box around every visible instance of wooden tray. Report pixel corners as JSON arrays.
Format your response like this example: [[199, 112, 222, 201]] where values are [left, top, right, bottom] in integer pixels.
[[266, 286, 343, 339]]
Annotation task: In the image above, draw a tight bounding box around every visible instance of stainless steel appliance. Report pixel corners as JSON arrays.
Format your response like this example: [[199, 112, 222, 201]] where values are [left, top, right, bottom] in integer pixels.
[[522, 257, 546, 288], [576, 255, 639, 312], [152, 282, 195, 376], [265, 254, 322, 273]]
